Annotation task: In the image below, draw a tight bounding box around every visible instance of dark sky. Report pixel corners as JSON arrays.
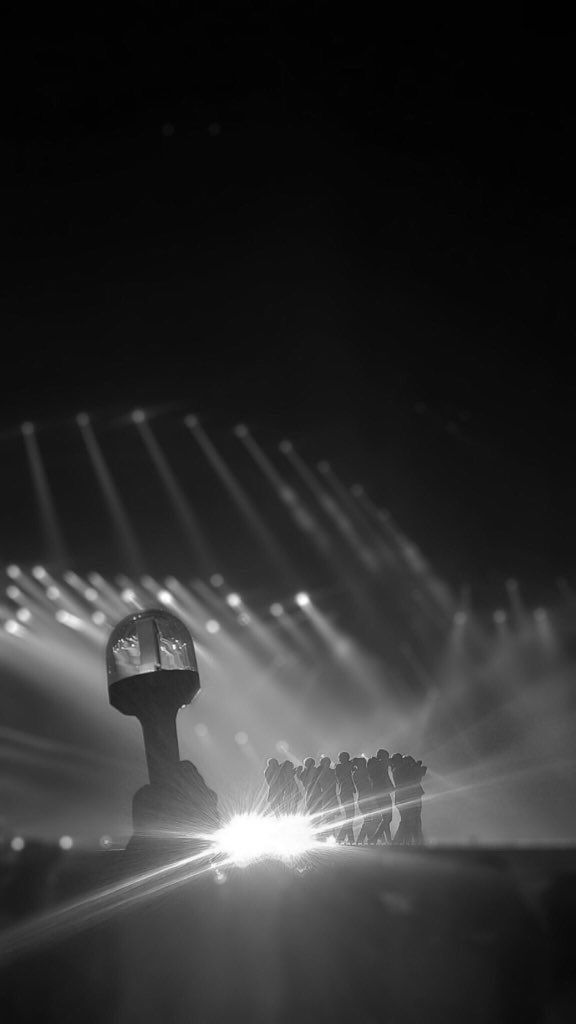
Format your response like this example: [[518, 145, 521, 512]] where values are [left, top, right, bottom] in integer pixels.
[[1, 9, 575, 605]]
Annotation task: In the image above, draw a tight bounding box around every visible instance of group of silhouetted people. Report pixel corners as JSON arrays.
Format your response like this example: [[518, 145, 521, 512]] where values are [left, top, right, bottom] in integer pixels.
[[264, 750, 427, 845]]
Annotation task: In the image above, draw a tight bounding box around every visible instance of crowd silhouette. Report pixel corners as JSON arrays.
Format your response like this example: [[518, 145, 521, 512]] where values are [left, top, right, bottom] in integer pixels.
[[264, 750, 427, 845]]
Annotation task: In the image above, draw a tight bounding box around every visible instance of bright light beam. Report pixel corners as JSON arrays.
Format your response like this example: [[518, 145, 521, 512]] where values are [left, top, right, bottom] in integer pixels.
[[184, 417, 296, 582], [22, 424, 68, 567], [135, 418, 216, 574], [78, 417, 144, 575]]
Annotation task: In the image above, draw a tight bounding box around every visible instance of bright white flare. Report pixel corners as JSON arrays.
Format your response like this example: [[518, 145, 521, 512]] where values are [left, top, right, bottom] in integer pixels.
[[213, 813, 317, 867]]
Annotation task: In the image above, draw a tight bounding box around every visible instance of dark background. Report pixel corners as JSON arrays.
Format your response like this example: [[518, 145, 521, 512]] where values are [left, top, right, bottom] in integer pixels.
[[1, 7, 574, 606]]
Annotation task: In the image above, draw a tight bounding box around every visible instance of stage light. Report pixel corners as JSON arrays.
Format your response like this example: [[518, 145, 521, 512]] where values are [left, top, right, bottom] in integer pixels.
[[56, 610, 83, 630], [238, 612, 251, 626], [295, 592, 311, 608], [6, 565, 21, 579], [270, 603, 284, 617], [91, 611, 106, 626], [32, 565, 48, 581], [6, 586, 22, 600], [21, 422, 34, 436], [213, 813, 316, 867], [226, 593, 242, 608], [195, 723, 209, 738], [16, 608, 31, 623], [47, 586, 61, 600], [76, 412, 90, 427], [506, 578, 518, 591], [234, 731, 248, 745], [5, 620, 23, 636], [205, 619, 220, 634], [210, 573, 224, 588], [351, 484, 364, 497], [494, 609, 507, 625], [121, 589, 137, 603], [534, 608, 547, 622], [83, 587, 99, 602], [454, 611, 467, 626], [10, 837, 25, 852], [317, 461, 330, 474], [99, 835, 112, 848], [132, 409, 146, 424], [184, 414, 199, 429], [234, 424, 249, 438], [59, 835, 73, 850], [158, 589, 173, 605], [279, 440, 293, 454]]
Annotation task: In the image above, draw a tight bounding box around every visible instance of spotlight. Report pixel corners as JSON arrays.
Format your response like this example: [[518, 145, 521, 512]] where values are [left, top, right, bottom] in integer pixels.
[[32, 565, 48, 581], [5, 620, 22, 636], [238, 612, 251, 626], [47, 586, 61, 600], [132, 409, 146, 424], [157, 589, 173, 605], [16, 608, 31, 623], [534, 607, 547, 622], [295, 592, 311, 608], [210, 573, 224, 588], [454, 611, 467, 626], [91, 611, 106, 626], [6, 565, 21, 579], [59, 835, 73, 850], [56, 610, 83, 630], [10, 837, 25, 852], [6, 586, 22, 600], [234, 424, 249, 438], [205, 619, 220, 634], [21, 422, 34, 436], [83, 587, 99, 601], [493, 609, 507, 625], [506, 578, 518, 591], [270, 603, 284, 617], [184, 414, 199, 429], [195, 723, 209, 738], [234, 731, 248, 746], [76, 412, 90, 427], [99, 835, 112, 848], [226, 593, 242, 608], [351, 484, 364, 497], [121, 589, 137, 603], [213, 813, 316, 867], [317, 461, 330, 474], [279, 440, 293, 454]]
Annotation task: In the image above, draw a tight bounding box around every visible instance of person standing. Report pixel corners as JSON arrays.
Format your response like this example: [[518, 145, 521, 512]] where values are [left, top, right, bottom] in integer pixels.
[[316, 756, 340, 839], [351, 756, 375, 844], [370, 749, 393, 844], [335, 752, 357, 845]]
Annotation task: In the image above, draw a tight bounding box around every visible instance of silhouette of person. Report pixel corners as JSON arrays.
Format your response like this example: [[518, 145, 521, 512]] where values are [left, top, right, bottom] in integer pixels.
[[299, 757, 319, 815], [335, 752, 357, 845], [411, 759, 427, 843], [280, 760, 300, 814], [265, 757, 282, 814], [399, 756, 426, 844], [351, 756, 375, 844], [371, 749, 393, 844], [316, 756, 340, 839], [390, 754, 419, 845]]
